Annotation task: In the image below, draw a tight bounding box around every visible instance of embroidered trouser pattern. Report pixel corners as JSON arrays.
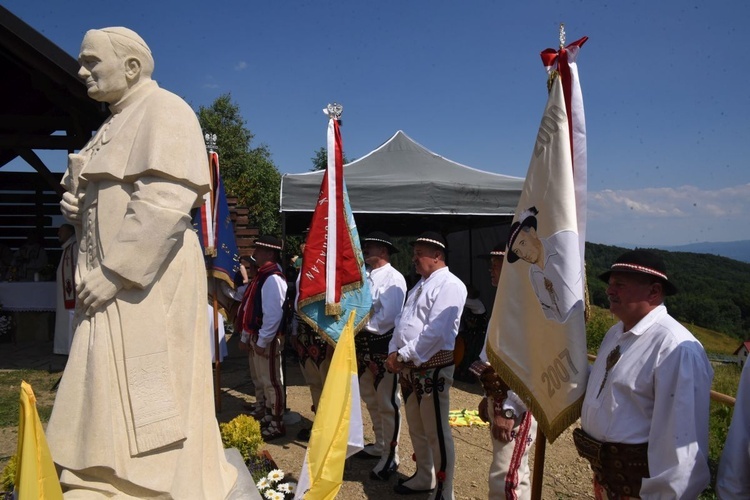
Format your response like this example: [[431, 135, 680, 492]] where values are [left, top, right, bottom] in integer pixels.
[[400, 364, 455, 500], [487, 395, 537, 500], [251, 335, 285, 418]]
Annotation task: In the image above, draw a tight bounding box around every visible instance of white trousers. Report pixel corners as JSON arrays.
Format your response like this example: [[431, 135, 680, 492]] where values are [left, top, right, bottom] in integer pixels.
[[360, 362, 402, 474], [251, 336, 285, 417], [488, 398, 537, 500], [401, 364, 455, 500]]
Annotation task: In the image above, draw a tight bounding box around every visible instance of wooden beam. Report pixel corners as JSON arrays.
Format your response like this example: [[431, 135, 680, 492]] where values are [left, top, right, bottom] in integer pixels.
[[0, 133, 88, 150], [16, 149, 64, 195], [0, 114, 80, 132], [0, 215, 53, 226]]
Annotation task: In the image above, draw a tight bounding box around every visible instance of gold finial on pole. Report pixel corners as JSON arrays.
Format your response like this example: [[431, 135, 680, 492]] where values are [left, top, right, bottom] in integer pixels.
[[559, 23, 566, 49]]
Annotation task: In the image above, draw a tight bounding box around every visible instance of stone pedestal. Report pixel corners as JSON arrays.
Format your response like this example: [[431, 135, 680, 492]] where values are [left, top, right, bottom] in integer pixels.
[[225, 448, 262, 500]]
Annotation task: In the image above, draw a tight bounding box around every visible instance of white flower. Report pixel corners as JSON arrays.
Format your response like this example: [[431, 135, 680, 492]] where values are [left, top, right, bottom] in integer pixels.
[[267, 468, 285, 483], [277, 482, 296, 493], [264, 490, 284, 500], [256, 477, 270, 490]]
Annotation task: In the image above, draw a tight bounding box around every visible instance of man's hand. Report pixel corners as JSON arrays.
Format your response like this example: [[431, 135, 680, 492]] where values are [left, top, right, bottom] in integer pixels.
[[385, 352, 404, 373], [61, 191, 84, 223], [253, 343, 268, 358], [78, 266, 122, 316], [491, 413, 516, 443]]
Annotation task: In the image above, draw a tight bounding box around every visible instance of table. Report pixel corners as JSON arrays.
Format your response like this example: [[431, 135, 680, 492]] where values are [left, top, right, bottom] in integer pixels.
[[0, 281, 56, 311], [0, 282, 56, 342]]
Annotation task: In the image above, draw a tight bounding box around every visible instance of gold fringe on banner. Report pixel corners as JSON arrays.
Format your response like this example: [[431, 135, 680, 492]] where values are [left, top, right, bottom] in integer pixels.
[[487, 346, 585, 443]]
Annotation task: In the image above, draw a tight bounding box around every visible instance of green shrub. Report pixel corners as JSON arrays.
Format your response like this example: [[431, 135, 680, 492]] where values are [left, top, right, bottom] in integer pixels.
[[1, 455, 16, 492], [585, 306, 616, 354], [219, 414, 263, 462]]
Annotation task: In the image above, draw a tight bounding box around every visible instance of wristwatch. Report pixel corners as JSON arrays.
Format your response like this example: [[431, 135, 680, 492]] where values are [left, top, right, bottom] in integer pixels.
[[502, 409, 516, 420], [396, 353, 405, 363]]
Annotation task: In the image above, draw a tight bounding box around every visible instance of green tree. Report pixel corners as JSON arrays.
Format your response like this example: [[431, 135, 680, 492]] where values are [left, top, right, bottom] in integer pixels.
[[310, 147, 354, 171], [197, 94, 281, 235]]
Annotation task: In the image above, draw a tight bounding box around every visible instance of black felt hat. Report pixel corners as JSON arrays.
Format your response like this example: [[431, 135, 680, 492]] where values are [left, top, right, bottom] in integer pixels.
[[410, 231, 447, 251], [362, 231, 399, 254], [506, 207, 538, 264], [478, 243, 506, 260], [598, 249, 678, 296], [254, 235, 283, 251]]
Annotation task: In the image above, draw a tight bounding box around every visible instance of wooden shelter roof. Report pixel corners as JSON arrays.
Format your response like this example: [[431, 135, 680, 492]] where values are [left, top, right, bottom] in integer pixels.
[[0, 5, 106, 185]]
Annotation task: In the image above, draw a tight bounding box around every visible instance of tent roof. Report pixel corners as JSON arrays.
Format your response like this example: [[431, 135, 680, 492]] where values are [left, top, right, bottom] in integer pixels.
[[280, 130, 524, 219]]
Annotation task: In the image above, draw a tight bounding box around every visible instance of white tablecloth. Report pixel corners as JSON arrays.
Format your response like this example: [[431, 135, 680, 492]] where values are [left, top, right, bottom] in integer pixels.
[[0, 282, 57, 312]]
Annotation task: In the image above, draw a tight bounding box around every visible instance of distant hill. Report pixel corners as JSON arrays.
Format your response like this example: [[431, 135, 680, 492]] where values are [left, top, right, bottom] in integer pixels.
[[585, 242, 750, 341], [656, 240, 750, 263]]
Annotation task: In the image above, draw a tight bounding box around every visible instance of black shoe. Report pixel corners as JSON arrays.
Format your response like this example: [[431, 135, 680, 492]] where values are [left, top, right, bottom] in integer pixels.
[[397, 472, 417, 486], [296, 427, 311, 441], [393, 483, 433, 495], [353, 446, 380, 460], [370, 463, 398, 481]]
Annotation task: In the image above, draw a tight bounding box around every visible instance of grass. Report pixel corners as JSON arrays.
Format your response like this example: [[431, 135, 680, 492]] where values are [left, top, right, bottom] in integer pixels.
[[586, 305, 740, 356], [0, 370, 56, 427]]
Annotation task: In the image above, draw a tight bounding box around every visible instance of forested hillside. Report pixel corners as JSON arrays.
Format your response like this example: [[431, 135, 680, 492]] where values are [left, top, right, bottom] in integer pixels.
[[586, 243, 750, 340]]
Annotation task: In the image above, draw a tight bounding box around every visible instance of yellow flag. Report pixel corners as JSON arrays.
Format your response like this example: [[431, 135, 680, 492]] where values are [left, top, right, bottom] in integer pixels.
[[296, 311, 364, 499], [15, 381, 63, 500]]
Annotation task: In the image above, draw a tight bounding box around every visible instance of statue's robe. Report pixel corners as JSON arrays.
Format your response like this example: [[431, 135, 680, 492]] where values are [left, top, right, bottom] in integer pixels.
[[47, 80, 238, 499]]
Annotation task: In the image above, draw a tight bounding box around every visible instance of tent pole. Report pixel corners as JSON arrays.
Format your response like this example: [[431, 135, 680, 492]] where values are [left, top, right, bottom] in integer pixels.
[[281, 212, 288, 410]]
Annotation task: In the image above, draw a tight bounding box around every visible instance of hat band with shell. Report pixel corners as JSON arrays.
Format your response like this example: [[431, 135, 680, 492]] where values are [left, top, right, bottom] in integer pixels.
[[255, 241, 283, 251], [490, 249, 506, 257], [415, 237, 446, 249], [363, 237, 394, 247], [610, 262, 668, 281]]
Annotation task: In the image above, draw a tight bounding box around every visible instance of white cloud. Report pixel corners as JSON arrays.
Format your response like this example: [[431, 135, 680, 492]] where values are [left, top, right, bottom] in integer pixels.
[[234, 61, 248, 71], [589, 184, 750, 219], [587, 184, 750, 246]]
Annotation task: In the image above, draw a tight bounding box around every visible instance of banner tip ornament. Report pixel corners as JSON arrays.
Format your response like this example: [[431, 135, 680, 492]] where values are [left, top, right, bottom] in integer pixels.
[[204, 132, 217, 152], [559, 22, 566, 49], [324, 102, 344, 121]]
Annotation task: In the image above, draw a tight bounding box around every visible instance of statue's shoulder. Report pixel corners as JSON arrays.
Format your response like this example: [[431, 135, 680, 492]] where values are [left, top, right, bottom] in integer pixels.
[[142, 86, 196, 119]]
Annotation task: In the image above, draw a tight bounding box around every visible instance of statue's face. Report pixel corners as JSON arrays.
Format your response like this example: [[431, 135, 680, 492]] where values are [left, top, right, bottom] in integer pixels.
[[78, 31, 129, 104]]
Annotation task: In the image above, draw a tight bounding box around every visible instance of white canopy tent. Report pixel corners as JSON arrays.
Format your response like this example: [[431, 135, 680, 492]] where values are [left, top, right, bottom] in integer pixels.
[[279, 130, 525, 310], [281, 130, 523, 223]]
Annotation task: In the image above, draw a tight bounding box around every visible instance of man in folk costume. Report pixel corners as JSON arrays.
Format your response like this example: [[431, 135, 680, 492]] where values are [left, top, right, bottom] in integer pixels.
[[470, 243, 536, 499], [290, 236, 335, 441], [386, 231, 467, 500], [49, 27, 238, 497], [237, 235, 288, 440], [575, 250, 712, 499], [355, 231, 407, 480], [53, 224, 78, 355], [236, 255, 266, 420]]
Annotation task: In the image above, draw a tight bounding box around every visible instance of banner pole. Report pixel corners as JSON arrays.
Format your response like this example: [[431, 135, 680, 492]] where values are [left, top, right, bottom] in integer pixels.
[[531, 427, 546, 500], [213, 278, 222, 413]]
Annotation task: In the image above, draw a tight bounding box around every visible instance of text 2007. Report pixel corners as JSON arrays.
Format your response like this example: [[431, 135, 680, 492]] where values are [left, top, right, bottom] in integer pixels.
[[541, 348, 579, 398]]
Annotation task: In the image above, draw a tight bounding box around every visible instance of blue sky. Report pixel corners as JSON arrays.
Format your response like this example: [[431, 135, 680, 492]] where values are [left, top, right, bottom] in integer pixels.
[[5, 0, 749, 247]]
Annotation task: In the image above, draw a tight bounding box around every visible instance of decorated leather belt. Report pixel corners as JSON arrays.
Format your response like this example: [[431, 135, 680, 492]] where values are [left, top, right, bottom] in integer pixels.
[[355, 329, 394, 356], [404, 350, 454, 370], [573, 428, 649, 498]]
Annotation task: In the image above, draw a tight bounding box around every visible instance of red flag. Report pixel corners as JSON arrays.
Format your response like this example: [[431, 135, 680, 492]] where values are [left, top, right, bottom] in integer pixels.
[[298, 116, 361, 318]]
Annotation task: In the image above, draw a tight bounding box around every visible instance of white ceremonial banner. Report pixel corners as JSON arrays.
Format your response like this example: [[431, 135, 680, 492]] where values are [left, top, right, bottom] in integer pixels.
[[487, 70, 588, 442]]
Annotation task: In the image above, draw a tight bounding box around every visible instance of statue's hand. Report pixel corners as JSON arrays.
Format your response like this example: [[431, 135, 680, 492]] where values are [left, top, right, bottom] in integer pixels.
[[61, 191, 84, 222], [78, 266, 123, 316]]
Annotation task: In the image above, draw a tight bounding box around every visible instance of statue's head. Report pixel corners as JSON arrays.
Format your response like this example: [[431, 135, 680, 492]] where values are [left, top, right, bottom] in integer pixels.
[[78, 27, 154, 104]]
